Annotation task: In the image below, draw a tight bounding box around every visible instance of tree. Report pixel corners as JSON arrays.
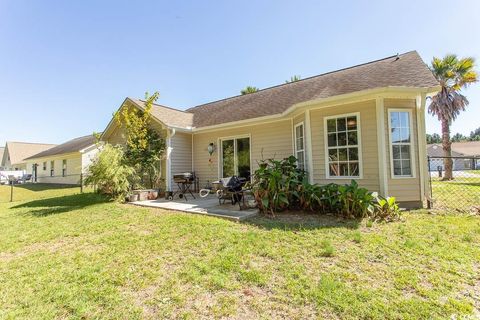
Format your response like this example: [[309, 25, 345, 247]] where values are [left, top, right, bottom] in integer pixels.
[[285, 75, 301, 83], [426, 133, 441, 144], [240, 86, 259, 95], [451, 133, 468, 142], [84, 144, 135, 201], [428, 54, 477, 180], [470, 127, 480, 140], [115, 92, 166, 188]]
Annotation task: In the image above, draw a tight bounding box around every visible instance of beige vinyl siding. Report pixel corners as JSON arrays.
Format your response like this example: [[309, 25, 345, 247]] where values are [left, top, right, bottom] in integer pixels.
[[192, 120, 293, 188], [27, 153, 83, 184], [310, 100, 380, 192], [384, 99, 421, 202], [170, 132, 193, 189]]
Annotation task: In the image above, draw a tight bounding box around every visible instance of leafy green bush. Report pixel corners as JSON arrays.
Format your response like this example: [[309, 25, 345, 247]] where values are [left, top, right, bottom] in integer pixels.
[[84, 144, 135, 201], [370, 193, 402, 222], [250, 156, 402, 221], [249, 156, 305, 215]]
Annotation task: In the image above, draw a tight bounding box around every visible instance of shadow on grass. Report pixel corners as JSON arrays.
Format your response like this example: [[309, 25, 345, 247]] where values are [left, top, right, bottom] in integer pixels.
[[13, 183, 80, 192], [12, 193, 109, 217], [244, 211, 361, 231]]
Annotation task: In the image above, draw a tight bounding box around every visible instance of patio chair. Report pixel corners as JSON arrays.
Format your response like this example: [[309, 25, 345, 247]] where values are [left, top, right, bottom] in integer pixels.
[[214, 176, 251, 210]]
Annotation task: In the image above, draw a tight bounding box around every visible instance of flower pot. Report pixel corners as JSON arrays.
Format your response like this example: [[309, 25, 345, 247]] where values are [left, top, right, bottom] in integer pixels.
[[128, 194, 139, 202], [148, 190, 158, 200]]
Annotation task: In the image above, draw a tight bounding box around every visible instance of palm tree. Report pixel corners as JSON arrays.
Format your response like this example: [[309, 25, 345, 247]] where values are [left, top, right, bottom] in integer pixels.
[[428, 54, 477, 180], [240, 86, 259, 95], [285, 75, 301, 83]]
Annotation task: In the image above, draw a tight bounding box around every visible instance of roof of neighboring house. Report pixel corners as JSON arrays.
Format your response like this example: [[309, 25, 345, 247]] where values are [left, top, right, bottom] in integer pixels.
[[450, 141, 480, 156], [185, 50, 439, 128], [0, 147, 4, 166], [129, 98, 194, 129], [427, 144, 463, 157], [427, 141, 480, 157], [4, 142, 57, 165], [25, 135, 97, 160]]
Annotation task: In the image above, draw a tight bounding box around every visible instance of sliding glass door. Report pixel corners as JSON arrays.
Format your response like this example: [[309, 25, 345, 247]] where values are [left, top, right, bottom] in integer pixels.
[[221, 137, 251, 179]]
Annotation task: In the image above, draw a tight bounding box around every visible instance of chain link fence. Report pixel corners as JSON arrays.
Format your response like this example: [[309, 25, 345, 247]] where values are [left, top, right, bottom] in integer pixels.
[[428, 156, 480, 212]]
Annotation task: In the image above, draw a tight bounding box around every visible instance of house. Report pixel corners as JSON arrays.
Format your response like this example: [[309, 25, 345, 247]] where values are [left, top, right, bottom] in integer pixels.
[[0, 147, 5, 170], [427, 141, 480, 171], [24, 135, 99, 184], [1, 142, 57, 171], [101, 51, 440, 208]]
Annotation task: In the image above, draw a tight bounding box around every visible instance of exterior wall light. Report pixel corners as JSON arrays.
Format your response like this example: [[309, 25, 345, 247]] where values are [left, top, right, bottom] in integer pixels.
[[207, 142, 215, 156]]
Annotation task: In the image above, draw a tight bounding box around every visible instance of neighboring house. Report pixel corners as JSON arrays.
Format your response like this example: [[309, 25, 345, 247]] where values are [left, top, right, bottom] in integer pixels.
[[24, 135, 99, 184], [101, 51, 440, 208], [0, 147, 5, 170], [1, 142, 57, 171], [427, 141, 480, 171]]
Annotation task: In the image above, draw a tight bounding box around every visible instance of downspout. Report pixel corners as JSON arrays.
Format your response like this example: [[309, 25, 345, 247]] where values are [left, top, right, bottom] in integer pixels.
[[166, 128, 176, 191]]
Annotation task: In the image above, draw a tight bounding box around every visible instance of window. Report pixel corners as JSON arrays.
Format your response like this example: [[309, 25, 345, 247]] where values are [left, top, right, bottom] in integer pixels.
[[50, 160, 54, 177], [43, 162, 47, 171], [294, 122, 306, 170], [62, 160, 67, 177], [388, 110, 414, 177], [325, 113, 361, 178], [220, 137, 251, 180]]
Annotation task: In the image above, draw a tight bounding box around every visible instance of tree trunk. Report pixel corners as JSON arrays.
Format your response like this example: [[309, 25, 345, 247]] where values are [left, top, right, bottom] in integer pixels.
[[441, 118, 454, 180]]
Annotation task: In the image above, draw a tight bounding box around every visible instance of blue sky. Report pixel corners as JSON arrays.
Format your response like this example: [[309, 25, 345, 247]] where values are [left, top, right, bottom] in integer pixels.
[[0, 0, 479, 145]]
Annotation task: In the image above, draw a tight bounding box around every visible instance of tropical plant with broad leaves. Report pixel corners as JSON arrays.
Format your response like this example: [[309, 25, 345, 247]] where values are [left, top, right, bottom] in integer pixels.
[[428, 54, 477, 180]]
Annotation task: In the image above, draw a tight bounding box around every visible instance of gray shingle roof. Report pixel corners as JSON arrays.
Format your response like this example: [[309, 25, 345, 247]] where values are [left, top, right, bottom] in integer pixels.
[[129, 98, 194, 129], [428, 141, 480, 157], [125, 51, 438, 130], [186, 51, 438, 128], [25, 135, 97, 160]]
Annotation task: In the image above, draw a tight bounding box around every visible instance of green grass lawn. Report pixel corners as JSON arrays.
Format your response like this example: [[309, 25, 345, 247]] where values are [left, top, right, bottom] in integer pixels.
[[0, 184, 479, 319]]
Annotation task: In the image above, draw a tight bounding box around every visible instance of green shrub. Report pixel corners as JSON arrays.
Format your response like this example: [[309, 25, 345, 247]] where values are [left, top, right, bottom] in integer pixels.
[[250, 156, 402, 222], [370, 193, 402, 222], [336, 180, 374, 218], [84, 144, 135, 201], [249, 156, 306, 215]]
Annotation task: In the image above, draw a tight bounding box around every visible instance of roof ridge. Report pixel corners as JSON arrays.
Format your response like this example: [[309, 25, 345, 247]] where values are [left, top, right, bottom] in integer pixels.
[[187, 51, 418, 111], [134, 98, 191, 114], [6, 141, 57, 145]]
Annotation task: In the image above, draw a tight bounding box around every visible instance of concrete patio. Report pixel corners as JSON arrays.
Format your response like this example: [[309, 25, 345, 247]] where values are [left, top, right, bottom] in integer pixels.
[[130, 195, 258, 221]]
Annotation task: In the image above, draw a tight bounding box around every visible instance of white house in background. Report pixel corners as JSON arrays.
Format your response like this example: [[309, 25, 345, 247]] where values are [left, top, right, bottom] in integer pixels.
[[0, 147, 5, 170], [427, 141, 480, 171], [1, 141, 57, 171], [24, 135, 99, 185]]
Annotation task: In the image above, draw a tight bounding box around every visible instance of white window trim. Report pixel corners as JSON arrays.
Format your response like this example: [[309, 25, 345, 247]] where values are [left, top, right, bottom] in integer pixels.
[[218, 134, 252, 180], [387, 108, 416, 179], [324, 112, 363, 179], [294, 122, 306, 170]]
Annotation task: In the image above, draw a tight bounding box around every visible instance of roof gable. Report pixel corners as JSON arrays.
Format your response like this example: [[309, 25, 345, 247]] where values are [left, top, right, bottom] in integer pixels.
[[4, 142, 57, 165], [25, 135, 97, 160], [129, 98, 194, 129]]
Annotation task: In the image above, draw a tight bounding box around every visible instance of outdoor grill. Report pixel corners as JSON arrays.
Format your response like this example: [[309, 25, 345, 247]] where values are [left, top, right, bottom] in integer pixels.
[[170, 172, 196, 201], [173, 172, 194, 183]]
